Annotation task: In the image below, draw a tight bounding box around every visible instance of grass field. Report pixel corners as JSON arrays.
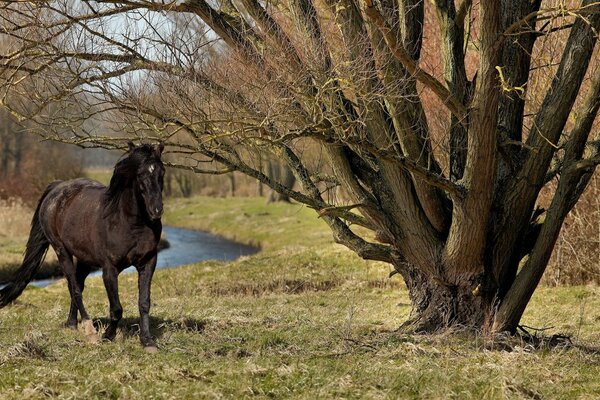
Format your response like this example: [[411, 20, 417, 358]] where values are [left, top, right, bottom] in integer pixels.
[[1, 197, 600, 399]]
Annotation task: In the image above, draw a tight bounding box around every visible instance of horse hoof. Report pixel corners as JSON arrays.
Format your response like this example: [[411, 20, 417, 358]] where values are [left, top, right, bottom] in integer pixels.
[[144, 345, 159, 354]]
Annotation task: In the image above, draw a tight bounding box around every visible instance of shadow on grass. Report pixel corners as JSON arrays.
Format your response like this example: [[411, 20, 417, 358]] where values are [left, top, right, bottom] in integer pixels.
[[93, 316, 207, 340]]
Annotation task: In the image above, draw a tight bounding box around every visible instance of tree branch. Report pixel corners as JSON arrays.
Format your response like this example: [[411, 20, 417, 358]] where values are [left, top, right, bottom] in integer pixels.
[[363, 0, 468, 122], [492, 0, 600, 289]]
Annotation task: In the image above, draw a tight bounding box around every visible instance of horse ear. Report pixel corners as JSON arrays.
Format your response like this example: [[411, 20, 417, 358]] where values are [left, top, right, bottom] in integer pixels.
[[155, 141, 165, 158], [127, 141, 135, 152]]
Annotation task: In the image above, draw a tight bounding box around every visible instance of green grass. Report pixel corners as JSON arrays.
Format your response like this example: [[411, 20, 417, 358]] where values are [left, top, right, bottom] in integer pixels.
[[1, 196, 600, 399], [84, 168, 113, 186], [164, 196, 334, 250]]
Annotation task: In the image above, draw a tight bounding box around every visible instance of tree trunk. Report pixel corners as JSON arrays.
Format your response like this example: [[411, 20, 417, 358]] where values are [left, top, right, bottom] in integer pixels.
[[13, 132, 23, 177], [0, 122, 10, 177], [394, 259, 493, 332], [256, 153, 264, 197], [174, 172, 193, 197], [267, 162, 296, 202], [228, 173, 236, 197], [164, 171, 173, 197], [257, 178, 264, 197]]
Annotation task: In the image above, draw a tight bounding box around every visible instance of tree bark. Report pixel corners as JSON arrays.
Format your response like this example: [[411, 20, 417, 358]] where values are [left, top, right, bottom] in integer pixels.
[[394, 259, 492, 332], [433, 0, 470, 182]]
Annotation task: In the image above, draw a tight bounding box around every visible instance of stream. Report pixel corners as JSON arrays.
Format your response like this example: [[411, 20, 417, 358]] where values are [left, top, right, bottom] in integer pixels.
[[29, 226, 258, 288]]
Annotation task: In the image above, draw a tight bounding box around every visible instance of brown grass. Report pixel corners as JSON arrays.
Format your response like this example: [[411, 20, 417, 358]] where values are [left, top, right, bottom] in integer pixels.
[[0, 198, 31, 238], [0, 199, 58, 282], [207, 278, 340, 297], [0, 199, 31, 273]]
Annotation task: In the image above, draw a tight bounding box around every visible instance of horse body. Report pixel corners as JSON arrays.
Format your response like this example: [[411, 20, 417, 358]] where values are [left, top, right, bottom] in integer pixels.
[[41, 178, 160, 271], [0, 142, 165, 351]]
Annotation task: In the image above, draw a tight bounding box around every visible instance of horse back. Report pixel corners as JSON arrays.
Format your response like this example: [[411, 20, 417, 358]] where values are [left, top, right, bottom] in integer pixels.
[[39, 178, 105, 256]]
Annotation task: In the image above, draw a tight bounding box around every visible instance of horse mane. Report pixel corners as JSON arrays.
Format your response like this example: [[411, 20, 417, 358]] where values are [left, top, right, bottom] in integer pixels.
[[103, 144, 157, 214]]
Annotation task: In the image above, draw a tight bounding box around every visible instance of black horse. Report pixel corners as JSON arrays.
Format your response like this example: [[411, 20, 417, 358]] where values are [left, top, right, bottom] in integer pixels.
[[0, 142, 165, 352]]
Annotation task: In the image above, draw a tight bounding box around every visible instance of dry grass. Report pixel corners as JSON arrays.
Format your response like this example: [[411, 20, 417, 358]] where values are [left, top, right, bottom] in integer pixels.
[[0, 199, 31, 272], [0, 198, 30, 238], [544, 174, 600, 285], [0, 197, 599, 398], [0, 199, 58, 282]]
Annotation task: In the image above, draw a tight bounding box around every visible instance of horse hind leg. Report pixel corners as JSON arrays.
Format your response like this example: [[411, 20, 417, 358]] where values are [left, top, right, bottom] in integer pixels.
[[58, 252, 97, 340], [66, 261, 92, 329]]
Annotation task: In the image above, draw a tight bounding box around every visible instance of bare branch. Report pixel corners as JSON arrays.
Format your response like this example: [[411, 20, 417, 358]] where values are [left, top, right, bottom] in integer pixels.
[[363, 0, 468, 122]]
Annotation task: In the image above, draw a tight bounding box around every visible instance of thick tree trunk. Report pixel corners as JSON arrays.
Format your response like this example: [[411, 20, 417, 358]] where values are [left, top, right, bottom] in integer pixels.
[[405, 287, 490, 333], [393, 259, 493, 332]]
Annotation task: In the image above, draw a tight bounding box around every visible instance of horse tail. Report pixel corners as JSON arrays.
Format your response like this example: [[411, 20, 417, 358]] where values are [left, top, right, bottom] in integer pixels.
[[0, 182, 58, 307]]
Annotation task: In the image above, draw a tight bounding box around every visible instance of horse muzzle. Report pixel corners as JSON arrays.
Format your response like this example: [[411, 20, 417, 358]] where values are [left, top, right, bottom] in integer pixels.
[[149, 206, 163, 221]]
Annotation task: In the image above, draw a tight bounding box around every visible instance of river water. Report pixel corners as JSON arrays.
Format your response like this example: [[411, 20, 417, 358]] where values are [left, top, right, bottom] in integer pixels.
[[28, 226, 258, 288]]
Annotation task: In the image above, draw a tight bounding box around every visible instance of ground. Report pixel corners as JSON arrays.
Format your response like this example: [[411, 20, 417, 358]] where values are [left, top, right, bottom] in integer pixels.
[[0, 197, 599, 399]]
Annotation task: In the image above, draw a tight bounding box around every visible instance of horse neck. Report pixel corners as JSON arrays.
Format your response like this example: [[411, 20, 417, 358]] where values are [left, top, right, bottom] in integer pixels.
[[114, 183, 146, 223]]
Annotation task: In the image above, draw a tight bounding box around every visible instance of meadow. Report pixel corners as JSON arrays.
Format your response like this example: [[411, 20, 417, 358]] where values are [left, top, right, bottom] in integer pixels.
[[0, 197, 599, 399]]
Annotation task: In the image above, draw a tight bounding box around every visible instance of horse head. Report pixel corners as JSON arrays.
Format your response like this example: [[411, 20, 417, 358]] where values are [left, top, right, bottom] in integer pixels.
[[127, 141, 165, 221]]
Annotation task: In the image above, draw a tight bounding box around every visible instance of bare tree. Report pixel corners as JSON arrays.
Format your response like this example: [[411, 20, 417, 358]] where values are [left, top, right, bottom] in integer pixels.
[[0, 0, 599, 333]]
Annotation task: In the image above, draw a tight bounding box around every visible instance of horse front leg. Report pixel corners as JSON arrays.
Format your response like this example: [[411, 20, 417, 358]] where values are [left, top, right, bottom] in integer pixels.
[[101, 265, 122, 341], [137, 252, 157, 352]]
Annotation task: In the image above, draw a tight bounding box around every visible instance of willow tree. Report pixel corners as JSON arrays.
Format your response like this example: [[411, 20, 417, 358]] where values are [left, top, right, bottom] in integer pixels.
[[0, 0, 599, 333]]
